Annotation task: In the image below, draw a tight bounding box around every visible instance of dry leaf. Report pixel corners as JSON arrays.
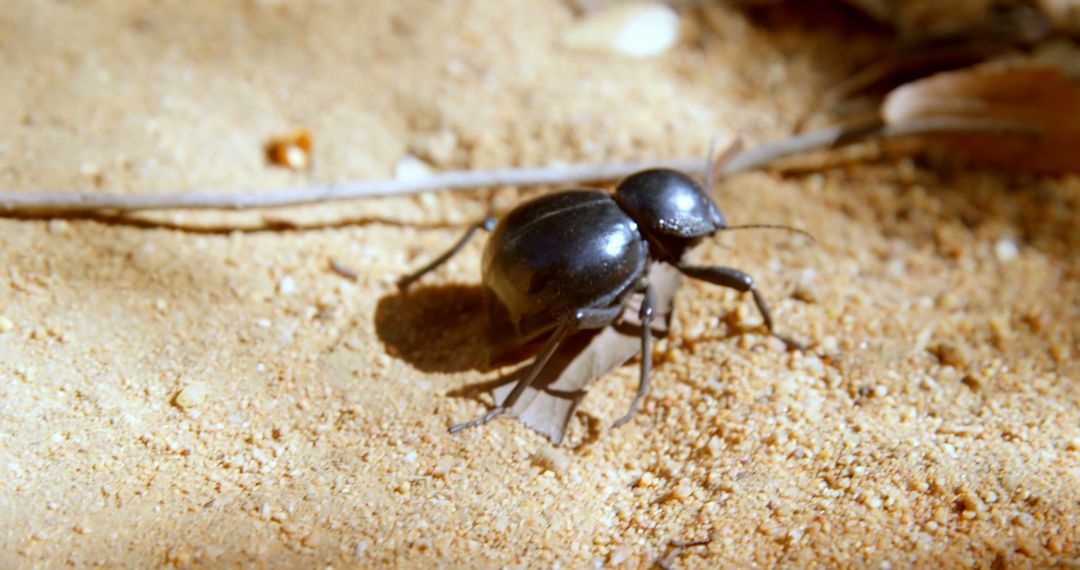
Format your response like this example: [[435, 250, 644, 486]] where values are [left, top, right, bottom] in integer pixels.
[[492, 262, 682, 444], [882, 64, 1080, 173]]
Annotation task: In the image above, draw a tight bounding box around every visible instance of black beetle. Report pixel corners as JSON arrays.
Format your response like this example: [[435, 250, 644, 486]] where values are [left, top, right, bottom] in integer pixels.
[[398, 167, 804, 433]]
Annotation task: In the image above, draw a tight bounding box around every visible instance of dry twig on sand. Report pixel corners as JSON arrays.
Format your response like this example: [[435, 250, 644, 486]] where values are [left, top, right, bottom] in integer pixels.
[[0, 118, 1038, 217]]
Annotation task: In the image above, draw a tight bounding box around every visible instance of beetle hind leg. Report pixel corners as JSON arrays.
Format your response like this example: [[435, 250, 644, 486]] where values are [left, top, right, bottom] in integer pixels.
[[397, 217, 497, 291], [613, 280, 655, 428], [448, 304, 624, 434]]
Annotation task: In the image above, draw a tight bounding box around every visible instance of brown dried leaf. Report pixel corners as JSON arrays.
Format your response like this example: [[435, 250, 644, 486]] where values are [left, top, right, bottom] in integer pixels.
[[492, 263, 682, 444], [882, 64, 1080, 173]]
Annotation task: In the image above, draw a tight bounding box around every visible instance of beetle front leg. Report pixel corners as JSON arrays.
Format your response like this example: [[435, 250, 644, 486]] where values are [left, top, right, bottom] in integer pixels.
[[397, 217, 497, 291], [675, 263, 801, 349], [613, 280, 655, 428]]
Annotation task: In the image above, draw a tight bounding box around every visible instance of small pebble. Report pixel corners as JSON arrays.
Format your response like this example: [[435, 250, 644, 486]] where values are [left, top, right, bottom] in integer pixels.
[[607, 545, 632, 565], [635, 472, 657, 488], [562, 2, 679, 58], [266, 128, 312, 170], [0, 316, 13, 333], [278, 276, 298, 295], [993, 238, 1019, 262], [918, 375, 939, 391], [48, 219, 71, 234], [280, 522, 302, 535], [960, 373, 983, 391], [886, 258, 906, 277], [431, 457, 456, 478], [394, 154, 434, 181], [329, 260, 359, 281], [931, 342, 968, 369], [792, 282, 819, 304], [531, 448, 570, 473], [408, 130, 458, 166], [1013, 512, 1035, 527], [175, 382, 209, 409]]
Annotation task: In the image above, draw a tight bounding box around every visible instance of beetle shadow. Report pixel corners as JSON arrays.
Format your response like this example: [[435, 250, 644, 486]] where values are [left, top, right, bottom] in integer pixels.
[[375, 283, 504, 373]]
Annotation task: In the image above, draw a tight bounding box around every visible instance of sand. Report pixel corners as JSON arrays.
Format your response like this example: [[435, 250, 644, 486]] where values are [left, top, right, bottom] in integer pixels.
[[1, 1, 1077, 567]]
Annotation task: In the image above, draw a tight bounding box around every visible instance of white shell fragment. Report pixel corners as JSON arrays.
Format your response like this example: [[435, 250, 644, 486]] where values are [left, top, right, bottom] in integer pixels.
[[175, 381, 208, 409], [278, 275, 298, 295], [994, 238, 1019, 262], [562, 2, 680, 58], [394, 154, 434, 182]]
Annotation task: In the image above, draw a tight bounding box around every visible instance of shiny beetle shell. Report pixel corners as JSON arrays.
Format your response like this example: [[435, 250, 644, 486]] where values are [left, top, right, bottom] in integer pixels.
[[481, 190, 648, 346]]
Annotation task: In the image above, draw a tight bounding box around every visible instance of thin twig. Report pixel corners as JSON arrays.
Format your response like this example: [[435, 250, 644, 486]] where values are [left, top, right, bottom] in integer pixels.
[[719, 119, 885, 176], [0, 118, 1041, 217], [719, 116, 1039, 176], [0, 158, 703, 215]]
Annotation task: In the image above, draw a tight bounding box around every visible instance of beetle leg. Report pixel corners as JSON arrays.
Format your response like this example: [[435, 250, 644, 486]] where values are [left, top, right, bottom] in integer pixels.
[[569, 304, 628, 329], [614, 280, 655, 428], [449, 304, 624, 434], [449, 319, 578, 431], [675, 263, 801, 349], [397, 217, 497, 291], [449, 322, 573, 433]]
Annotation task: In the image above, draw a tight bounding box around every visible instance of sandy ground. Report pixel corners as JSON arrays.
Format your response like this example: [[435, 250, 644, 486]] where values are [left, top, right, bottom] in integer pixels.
[[1, 0, 1078, 567]]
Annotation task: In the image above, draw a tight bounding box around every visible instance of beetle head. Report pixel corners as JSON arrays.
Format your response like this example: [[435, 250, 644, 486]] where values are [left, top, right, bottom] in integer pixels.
[[614, 168, 725, 261]]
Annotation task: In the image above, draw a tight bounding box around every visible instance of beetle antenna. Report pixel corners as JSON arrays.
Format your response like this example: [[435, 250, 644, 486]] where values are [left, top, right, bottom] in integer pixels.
[[703, 138, 718, 192], [717, 224, 816, 243]]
